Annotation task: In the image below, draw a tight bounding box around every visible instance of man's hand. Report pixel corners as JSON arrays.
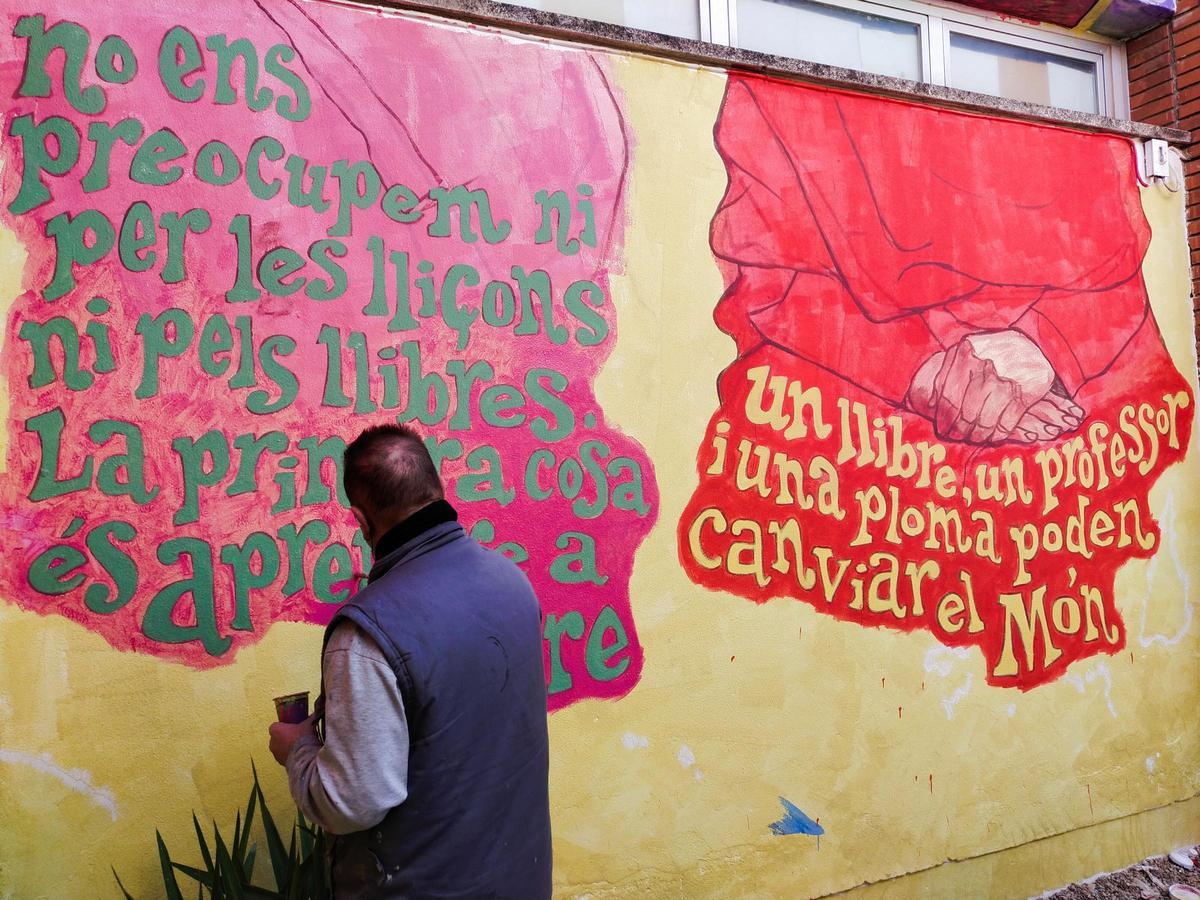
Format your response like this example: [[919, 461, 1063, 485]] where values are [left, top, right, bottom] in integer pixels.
[[906, 330, 1083, 445], [268, 715, 319, 766]]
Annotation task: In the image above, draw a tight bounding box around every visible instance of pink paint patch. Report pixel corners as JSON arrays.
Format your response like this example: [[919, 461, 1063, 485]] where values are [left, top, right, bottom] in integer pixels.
[[0, 0, 656, 710]]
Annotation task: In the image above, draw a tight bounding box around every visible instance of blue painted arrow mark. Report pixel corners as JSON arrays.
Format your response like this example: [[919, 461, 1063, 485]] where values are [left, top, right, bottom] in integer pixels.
[[769, 796, 825, 836]]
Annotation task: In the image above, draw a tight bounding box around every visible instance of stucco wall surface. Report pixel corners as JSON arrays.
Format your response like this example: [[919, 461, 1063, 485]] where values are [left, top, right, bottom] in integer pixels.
[[0, 2, 1196, 897]]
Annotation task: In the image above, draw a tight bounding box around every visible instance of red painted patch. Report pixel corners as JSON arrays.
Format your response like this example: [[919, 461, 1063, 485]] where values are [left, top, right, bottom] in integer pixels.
[[678, 76, 1193, 690]]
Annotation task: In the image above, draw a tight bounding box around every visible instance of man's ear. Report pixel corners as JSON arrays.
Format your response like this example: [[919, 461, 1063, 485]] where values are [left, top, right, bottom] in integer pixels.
[[351, 506, 372, 545]]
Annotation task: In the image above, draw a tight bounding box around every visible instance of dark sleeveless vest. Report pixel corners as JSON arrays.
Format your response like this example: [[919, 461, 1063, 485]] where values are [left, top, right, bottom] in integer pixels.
[[323, 507, 551, 899]]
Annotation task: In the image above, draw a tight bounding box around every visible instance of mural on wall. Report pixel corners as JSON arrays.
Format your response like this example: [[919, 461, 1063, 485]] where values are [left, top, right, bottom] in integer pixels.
[[0, 0, 657, 710], [1, 3, 1199, 898], [679, 75, 1194, 689]]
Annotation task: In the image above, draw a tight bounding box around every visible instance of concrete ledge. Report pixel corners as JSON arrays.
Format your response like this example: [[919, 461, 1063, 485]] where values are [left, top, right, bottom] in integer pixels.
[[337, 0, 1190, 146]]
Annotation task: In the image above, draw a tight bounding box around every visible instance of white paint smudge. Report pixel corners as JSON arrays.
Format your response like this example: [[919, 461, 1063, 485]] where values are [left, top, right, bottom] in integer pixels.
[[621, 732, 649, 750], [1006, 703, 1017, 718], [678, 745, 696, 768], [924, 645, 971, 677], [1139, 491, 1193, 649], [1065, 663, 1117, 719], [940, 672, 973, 719], [0, 748, 117, 820], [1147, 752, 1161, 774], [694, 768, 704, 781]]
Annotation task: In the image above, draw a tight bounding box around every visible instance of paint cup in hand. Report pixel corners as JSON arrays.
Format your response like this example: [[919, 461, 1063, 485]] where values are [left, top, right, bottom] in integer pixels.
[[273, 691, 310, 724]]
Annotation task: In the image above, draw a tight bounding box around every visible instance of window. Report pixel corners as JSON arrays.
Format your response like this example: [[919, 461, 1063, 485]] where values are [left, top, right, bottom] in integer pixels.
[[502, 0, 1128, 117], [737, 0, 922, 81], [946, 30, 1102, 114], [725, 0, 1124, 115]]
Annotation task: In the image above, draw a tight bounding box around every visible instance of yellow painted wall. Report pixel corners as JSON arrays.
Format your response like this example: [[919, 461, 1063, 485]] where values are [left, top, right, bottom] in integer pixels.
[[0, 6, 1197, 899]]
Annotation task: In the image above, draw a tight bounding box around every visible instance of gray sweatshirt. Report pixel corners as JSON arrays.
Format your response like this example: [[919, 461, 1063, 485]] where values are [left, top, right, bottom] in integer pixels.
[[286, 621, 410, 835]]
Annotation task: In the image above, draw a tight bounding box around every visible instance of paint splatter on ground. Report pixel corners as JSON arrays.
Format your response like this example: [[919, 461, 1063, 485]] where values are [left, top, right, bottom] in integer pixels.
[[1042, 848, 1200, 899], [768, 797, 824, 836]]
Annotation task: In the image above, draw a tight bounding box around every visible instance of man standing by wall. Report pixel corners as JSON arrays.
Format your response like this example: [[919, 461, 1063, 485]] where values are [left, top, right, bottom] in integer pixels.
[[268, 424, 552, 898]]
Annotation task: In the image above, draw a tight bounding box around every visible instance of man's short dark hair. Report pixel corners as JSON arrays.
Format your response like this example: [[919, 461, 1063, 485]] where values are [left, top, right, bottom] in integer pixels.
[[343, 424, 444, 517]]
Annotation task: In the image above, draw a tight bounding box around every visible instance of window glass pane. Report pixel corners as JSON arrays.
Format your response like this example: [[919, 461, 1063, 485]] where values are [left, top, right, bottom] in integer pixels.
[[503, 0, 701, 40], [948, 33, 1099, 114], [737, 0, 922, 82]]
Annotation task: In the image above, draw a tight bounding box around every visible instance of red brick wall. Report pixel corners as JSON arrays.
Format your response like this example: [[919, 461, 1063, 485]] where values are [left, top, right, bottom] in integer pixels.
[[1129, 0, 1200, 362]]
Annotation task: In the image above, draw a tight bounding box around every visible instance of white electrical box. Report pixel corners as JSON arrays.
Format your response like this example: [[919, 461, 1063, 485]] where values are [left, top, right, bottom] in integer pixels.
[[1144, 139, 1171, 179]]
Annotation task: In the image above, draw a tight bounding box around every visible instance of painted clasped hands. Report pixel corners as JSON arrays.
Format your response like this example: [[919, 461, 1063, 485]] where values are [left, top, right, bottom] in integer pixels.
[[906, 329, 1084, 445]]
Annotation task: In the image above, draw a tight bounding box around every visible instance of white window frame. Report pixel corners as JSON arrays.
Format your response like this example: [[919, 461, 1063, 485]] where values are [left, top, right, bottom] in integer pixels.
[[704, 0, 1129, 117]]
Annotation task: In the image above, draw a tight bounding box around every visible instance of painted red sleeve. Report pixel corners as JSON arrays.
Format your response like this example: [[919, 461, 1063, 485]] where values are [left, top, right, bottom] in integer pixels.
[[710, 80, 944, 399], [741, 271, 941, 403], [1014, 278, 1151, 396], [711, 74, 1151, 399]]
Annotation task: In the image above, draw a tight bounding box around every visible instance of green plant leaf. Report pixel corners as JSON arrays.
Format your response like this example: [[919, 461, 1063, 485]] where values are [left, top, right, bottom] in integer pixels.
[[285, 833, 301, 900], [244, 843, 258, 884], [191, 813, 215, 876], [232, 811, 243, 869], [171, 861, 216, 889], [237, 774, 258, 866], [294, 855, 310, 899], [156, 830, 186, 900], [208, 823, 226, 900], [112, 866, 136, 900], [122, 765, 329, 900], [214, 830, 247, 900], [300, 842, 329, 900], [296, 814, 314, 859], [253, 770, 290, 892], [235, 782, 259, 883]]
